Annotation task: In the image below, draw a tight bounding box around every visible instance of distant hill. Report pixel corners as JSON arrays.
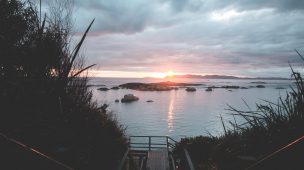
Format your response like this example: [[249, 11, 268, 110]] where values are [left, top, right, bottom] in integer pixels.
[[165, 74, 289, 80]]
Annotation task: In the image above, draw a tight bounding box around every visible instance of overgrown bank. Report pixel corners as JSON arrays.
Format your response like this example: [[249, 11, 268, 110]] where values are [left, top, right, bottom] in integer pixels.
[[174, 55, 304, 170], [0, 0, 127, 169]]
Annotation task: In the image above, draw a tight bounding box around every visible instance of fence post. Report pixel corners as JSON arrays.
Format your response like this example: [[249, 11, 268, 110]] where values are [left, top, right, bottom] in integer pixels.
[[166, 136, 169, 153], [128, 136, 131, 149], [149, 136, 151, 151]]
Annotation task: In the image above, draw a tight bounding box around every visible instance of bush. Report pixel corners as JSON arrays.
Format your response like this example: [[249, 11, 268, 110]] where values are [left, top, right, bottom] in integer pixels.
[[0, 0, 127, 169], [174, 51, 304, 170]]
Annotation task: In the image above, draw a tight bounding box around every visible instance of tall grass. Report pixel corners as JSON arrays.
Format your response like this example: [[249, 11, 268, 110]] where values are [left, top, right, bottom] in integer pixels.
[[174, 51, 304, 170], [0, 1, 127, 169]]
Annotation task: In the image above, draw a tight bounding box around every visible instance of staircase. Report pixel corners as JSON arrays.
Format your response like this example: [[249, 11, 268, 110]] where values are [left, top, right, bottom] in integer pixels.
[[118, 136, 194, 170]]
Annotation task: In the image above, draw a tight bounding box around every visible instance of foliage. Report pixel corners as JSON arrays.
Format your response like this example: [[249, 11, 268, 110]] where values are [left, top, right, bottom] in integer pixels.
[[174, 51, 304, 170], [0, 0, 127, 169]]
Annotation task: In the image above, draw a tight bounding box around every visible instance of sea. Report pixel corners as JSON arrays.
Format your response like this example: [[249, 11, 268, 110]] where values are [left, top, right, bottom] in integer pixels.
[[89, 77, 293, 140]]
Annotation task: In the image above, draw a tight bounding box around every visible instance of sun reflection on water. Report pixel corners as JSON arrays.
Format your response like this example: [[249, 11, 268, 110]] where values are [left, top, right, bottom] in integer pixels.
[[167, 91, 175, 132]]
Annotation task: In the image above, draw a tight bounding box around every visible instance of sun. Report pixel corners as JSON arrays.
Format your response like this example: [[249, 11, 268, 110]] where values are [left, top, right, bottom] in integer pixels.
[[166, 70, 174, 77]]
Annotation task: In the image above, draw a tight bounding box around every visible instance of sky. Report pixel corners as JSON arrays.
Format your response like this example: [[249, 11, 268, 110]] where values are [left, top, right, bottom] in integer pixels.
[[50, 0, 304, 78]]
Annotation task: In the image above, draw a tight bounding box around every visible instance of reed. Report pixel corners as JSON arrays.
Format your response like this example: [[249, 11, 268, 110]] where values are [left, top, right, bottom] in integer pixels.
[[0, 1, 127, 169], [174, 51, 304, 170]]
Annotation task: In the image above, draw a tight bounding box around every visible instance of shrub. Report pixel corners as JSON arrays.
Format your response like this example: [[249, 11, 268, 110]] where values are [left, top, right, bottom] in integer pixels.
[[0, 0, 127, 169], [174, 51, 304, 170]]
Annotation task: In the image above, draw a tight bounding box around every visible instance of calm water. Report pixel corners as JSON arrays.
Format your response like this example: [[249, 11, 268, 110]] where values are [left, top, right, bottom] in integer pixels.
[[90, 78, 292, 140]]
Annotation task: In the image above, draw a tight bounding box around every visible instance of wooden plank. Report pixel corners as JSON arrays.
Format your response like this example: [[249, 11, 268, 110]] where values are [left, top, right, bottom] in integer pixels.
[[0, 134, 74, 170], [169, 154, 176, 170], [146, 150, 169, 170]]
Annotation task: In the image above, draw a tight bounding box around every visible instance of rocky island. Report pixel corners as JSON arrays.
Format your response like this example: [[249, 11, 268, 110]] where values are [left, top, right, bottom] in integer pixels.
[[121, 94, 139, 103], [118, 81, 203, 91]]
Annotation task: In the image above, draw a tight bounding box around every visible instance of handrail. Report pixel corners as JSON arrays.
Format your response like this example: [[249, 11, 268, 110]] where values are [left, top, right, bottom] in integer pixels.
[[131, 146, 168, 149], [127, 136, 182, 170], [0, 132, 74, 170], [118, 148, 130, 170], [246, 135, 304, 170], [130, 142, 167, 145], [130, 135, 171, 137], [129, 136, 177, 152], [167, 136, 178, 143], [129, 136, 177, 141], [184, 148, 195, 170], [170, 154, 176, 170]]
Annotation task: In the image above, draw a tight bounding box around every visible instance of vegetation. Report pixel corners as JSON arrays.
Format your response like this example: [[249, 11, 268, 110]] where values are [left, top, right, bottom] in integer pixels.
[[2, 1, 303, 170], [174, 52, 304, 169], [0, 0, 127, 169]]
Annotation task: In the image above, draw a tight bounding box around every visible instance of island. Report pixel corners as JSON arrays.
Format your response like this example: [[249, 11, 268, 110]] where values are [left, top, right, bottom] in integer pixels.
[[118, 81, 203, 91], [165, 74, 289, 80]]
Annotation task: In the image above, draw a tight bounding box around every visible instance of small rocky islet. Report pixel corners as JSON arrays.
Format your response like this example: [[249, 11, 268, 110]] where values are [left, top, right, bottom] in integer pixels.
[[186, 87, 196, 92], [95, 81, 283, 103], [206, 87, 213, 91], [97, 87, 110, 91], [118, 81, 203, 91], [256, 84, 266, 88], [96, 81, 277, 92], [111, 86, 120, 90], [121, 94, 139, 103]]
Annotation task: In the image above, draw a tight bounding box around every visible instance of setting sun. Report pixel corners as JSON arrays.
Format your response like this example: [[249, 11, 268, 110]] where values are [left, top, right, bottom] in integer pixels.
[[166, 70, 174, 77], [2, 0, 302, 169]]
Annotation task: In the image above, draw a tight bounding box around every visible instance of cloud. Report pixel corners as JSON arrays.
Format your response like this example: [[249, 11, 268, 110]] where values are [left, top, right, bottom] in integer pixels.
[[44, 0, 304, 34], [63, 0, 304, 77], [165, 0, 203, 12], [197, 0, 304, 13]]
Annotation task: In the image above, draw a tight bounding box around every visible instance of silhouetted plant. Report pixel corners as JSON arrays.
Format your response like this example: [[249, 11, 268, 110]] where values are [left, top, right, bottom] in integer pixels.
[[0, 0, 127, 169], [174, 50, 304, 170]]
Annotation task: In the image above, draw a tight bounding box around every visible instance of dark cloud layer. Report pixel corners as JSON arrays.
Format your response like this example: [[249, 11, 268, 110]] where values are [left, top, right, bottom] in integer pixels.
[[65, 0, 304, 77]]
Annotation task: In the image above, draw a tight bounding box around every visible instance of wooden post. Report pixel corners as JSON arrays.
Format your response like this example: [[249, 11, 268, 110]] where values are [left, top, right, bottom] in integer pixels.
[[149, 136, 151, 151], [166, 136, 169, 153], [128, 136, 131, 149]]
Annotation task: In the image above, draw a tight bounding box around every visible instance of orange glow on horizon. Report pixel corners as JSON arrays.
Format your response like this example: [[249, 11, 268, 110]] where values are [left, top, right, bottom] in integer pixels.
[[166, 70, 174, 77], [88, 70, 169, 78], [87, 70, 236, 78]]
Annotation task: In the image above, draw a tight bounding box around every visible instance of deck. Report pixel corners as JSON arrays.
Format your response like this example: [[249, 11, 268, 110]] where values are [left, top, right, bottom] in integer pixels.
[[146, 150, 169, 170], [118, 135, 195, 170]]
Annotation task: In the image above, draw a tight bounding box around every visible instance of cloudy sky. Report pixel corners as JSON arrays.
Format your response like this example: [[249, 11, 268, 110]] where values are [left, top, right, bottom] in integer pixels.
[[66, 0, 304, 78]]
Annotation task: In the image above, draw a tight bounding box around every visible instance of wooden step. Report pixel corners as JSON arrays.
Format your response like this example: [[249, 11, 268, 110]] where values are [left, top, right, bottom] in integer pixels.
[[146, 150, 169, 170]]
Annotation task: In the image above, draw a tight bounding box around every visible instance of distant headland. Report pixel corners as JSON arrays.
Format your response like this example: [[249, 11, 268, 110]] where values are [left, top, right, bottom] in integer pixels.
[[165, 74, 290, 80]]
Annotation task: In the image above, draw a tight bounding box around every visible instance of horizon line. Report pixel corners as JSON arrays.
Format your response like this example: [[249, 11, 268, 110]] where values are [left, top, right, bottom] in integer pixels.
[[86, 74, 290, 79]]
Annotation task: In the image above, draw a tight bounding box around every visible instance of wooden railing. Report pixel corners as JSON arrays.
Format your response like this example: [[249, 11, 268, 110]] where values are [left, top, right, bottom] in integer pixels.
[[128, 135, 178, 152], [118, 136, 178, 170], [0, 132, 74, 170], [118, 135, 195, 170], [246, 135, 304, 170]]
